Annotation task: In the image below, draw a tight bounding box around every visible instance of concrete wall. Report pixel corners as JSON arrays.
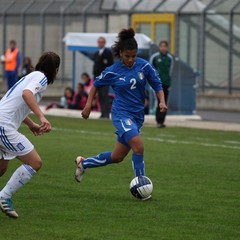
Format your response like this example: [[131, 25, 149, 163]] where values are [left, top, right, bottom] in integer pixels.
[[197, 93, 240, 112]]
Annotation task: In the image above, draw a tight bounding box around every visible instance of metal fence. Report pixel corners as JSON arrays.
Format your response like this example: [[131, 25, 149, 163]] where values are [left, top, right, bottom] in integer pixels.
[[0, 0, 240, 94]]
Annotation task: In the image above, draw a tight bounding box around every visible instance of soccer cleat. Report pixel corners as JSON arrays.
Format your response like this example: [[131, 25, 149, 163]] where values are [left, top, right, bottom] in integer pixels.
[[0, 198, 19, 218], [75, 156, 85, 183]]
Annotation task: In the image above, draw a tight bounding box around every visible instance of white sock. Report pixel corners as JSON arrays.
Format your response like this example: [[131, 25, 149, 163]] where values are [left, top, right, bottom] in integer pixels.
[[0, 164, 36, 199]]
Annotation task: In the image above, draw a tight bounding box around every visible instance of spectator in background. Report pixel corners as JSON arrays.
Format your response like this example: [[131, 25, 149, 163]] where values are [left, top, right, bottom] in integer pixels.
[[93, 37, 114, 119], [150, 40, 174, 128], [1, 40, 21, 89], [81, 72, 99, 111], [69, 83, 88, 110], [81, 72, 94, 94], [20, 57, 33, 79], [45, 87, 74, 110]]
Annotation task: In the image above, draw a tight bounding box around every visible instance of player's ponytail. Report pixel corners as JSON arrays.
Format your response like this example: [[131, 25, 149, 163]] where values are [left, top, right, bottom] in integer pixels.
[[112, 28, 138, 57], [35, 51, 60, 84]]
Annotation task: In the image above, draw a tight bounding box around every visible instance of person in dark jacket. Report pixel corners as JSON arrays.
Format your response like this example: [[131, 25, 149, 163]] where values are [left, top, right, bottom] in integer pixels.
[[150, 40, 174, 128], [93, 37, 114, 119]]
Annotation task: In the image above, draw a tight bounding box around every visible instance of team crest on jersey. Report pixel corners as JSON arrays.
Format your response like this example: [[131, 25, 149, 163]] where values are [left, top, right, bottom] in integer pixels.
[[17, 142, 25, 151], [125, 119, 132, 126], [98, 73, 103, 79], [138, 72, 144, 80], [35, 86, 40, 91]]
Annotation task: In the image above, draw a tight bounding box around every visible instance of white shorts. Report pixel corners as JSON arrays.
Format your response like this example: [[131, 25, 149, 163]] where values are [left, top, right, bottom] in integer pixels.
[[0, 126, 34, 160]]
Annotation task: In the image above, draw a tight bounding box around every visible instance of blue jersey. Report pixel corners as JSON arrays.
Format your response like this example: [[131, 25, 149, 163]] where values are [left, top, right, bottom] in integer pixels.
[[94, 57, 162, 122]]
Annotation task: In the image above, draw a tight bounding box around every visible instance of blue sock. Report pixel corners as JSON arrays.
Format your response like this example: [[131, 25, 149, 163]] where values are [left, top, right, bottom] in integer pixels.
[[82, 152, 113, 169], [132, 153, 145, 176]]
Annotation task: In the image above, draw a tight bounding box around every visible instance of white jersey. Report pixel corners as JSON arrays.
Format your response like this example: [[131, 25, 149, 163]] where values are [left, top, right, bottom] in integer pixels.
[[0, 71, 48, 130]]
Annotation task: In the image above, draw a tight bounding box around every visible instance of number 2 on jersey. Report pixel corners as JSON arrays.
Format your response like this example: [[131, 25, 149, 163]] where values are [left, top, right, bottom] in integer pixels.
[[130, 78, 137, 90]]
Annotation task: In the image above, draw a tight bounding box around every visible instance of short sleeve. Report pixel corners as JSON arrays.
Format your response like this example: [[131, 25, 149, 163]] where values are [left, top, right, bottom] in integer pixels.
[[94, 69, 119, 88], [24, 73, 47, 95], [144, 63, 162, 93]]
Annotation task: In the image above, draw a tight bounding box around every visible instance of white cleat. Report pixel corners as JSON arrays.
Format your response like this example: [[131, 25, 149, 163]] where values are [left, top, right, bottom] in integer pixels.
[[75, 156, 85, 183], [0, 198, 19, 218]]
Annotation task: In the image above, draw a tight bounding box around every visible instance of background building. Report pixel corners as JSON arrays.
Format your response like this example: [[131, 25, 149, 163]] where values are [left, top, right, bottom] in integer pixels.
[[0, 0, 239, 97]]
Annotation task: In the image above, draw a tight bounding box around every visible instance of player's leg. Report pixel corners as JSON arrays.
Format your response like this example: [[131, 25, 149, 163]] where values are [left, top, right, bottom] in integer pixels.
[[161, 86, 169, 125], [155, 98, 161, 125], [75, 141, 130, 182], [0, 149, 41, 198], [98, 86, 110, 118], [0, 158, 9, 177], [0, 149, 41, 218], [111, 141, 130, 163], [122, 129, 145, 177], [157, 86, 169, 127], [0, 128, 41, 218]]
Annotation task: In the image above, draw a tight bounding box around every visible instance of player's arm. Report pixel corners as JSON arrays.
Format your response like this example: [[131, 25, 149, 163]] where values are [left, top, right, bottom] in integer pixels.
[[23, 116, 42, 136], [145, 63, 167, 112], [82, 69, 114, 119], [156, 90, 167, 112], [82, 86, 97, 119], [22, 89, 51, 132]]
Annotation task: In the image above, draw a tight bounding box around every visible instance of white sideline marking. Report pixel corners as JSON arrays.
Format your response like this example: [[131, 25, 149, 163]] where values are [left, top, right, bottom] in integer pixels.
[[146, 137, 240, 150], [224, 140, 240, 145], [53, 127, 240, 151], [52, 127, 112, 136]]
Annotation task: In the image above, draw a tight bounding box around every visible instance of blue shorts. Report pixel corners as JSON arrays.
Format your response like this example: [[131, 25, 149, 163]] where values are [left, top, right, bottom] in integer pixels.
[[112, 115, 143, 148]]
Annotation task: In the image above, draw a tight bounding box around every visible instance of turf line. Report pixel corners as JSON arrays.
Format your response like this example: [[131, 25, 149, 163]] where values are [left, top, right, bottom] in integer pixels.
[[53, 127, 240, 151], [146, 137, 240, 150]]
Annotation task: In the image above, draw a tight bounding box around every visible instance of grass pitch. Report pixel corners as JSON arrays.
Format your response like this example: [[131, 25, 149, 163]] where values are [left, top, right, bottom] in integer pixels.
[[0, 116, 240, 240]]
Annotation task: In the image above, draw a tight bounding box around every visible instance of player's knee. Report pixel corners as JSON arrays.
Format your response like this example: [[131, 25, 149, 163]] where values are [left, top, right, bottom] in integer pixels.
[[112, 156, 124, 163], [111, 155, 125, 163], [132, 144, 144, 154]]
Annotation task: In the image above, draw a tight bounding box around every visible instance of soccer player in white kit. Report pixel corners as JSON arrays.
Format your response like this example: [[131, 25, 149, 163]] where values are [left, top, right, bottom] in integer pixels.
[[0, 52, 60, 218]]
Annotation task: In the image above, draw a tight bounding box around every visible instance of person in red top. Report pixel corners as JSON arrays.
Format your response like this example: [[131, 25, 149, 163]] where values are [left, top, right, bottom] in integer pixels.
[[1, 40, 21, 89], [81, 72, 93, 95], [81, 72, 99, 111]]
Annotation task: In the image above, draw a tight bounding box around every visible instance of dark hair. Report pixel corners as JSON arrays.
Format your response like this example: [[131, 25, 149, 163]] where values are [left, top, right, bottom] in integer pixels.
[[64, 87, 74, 100], [98, 37, 106, 43], [10, 40, 16, 45], [35, 51, 60, 84], [81, 72, 90, 79], [77, 83, 84, 89], [159, 40, 168, 47], [112, 28, 138, 57]]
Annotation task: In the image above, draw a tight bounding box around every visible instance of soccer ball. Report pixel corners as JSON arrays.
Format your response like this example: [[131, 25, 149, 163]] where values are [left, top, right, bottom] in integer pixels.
[[129, 176, 153, 200]]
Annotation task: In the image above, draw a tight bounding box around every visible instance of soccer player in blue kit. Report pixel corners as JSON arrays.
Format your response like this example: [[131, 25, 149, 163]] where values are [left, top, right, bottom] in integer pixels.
[[75, 28, 167, 197]]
